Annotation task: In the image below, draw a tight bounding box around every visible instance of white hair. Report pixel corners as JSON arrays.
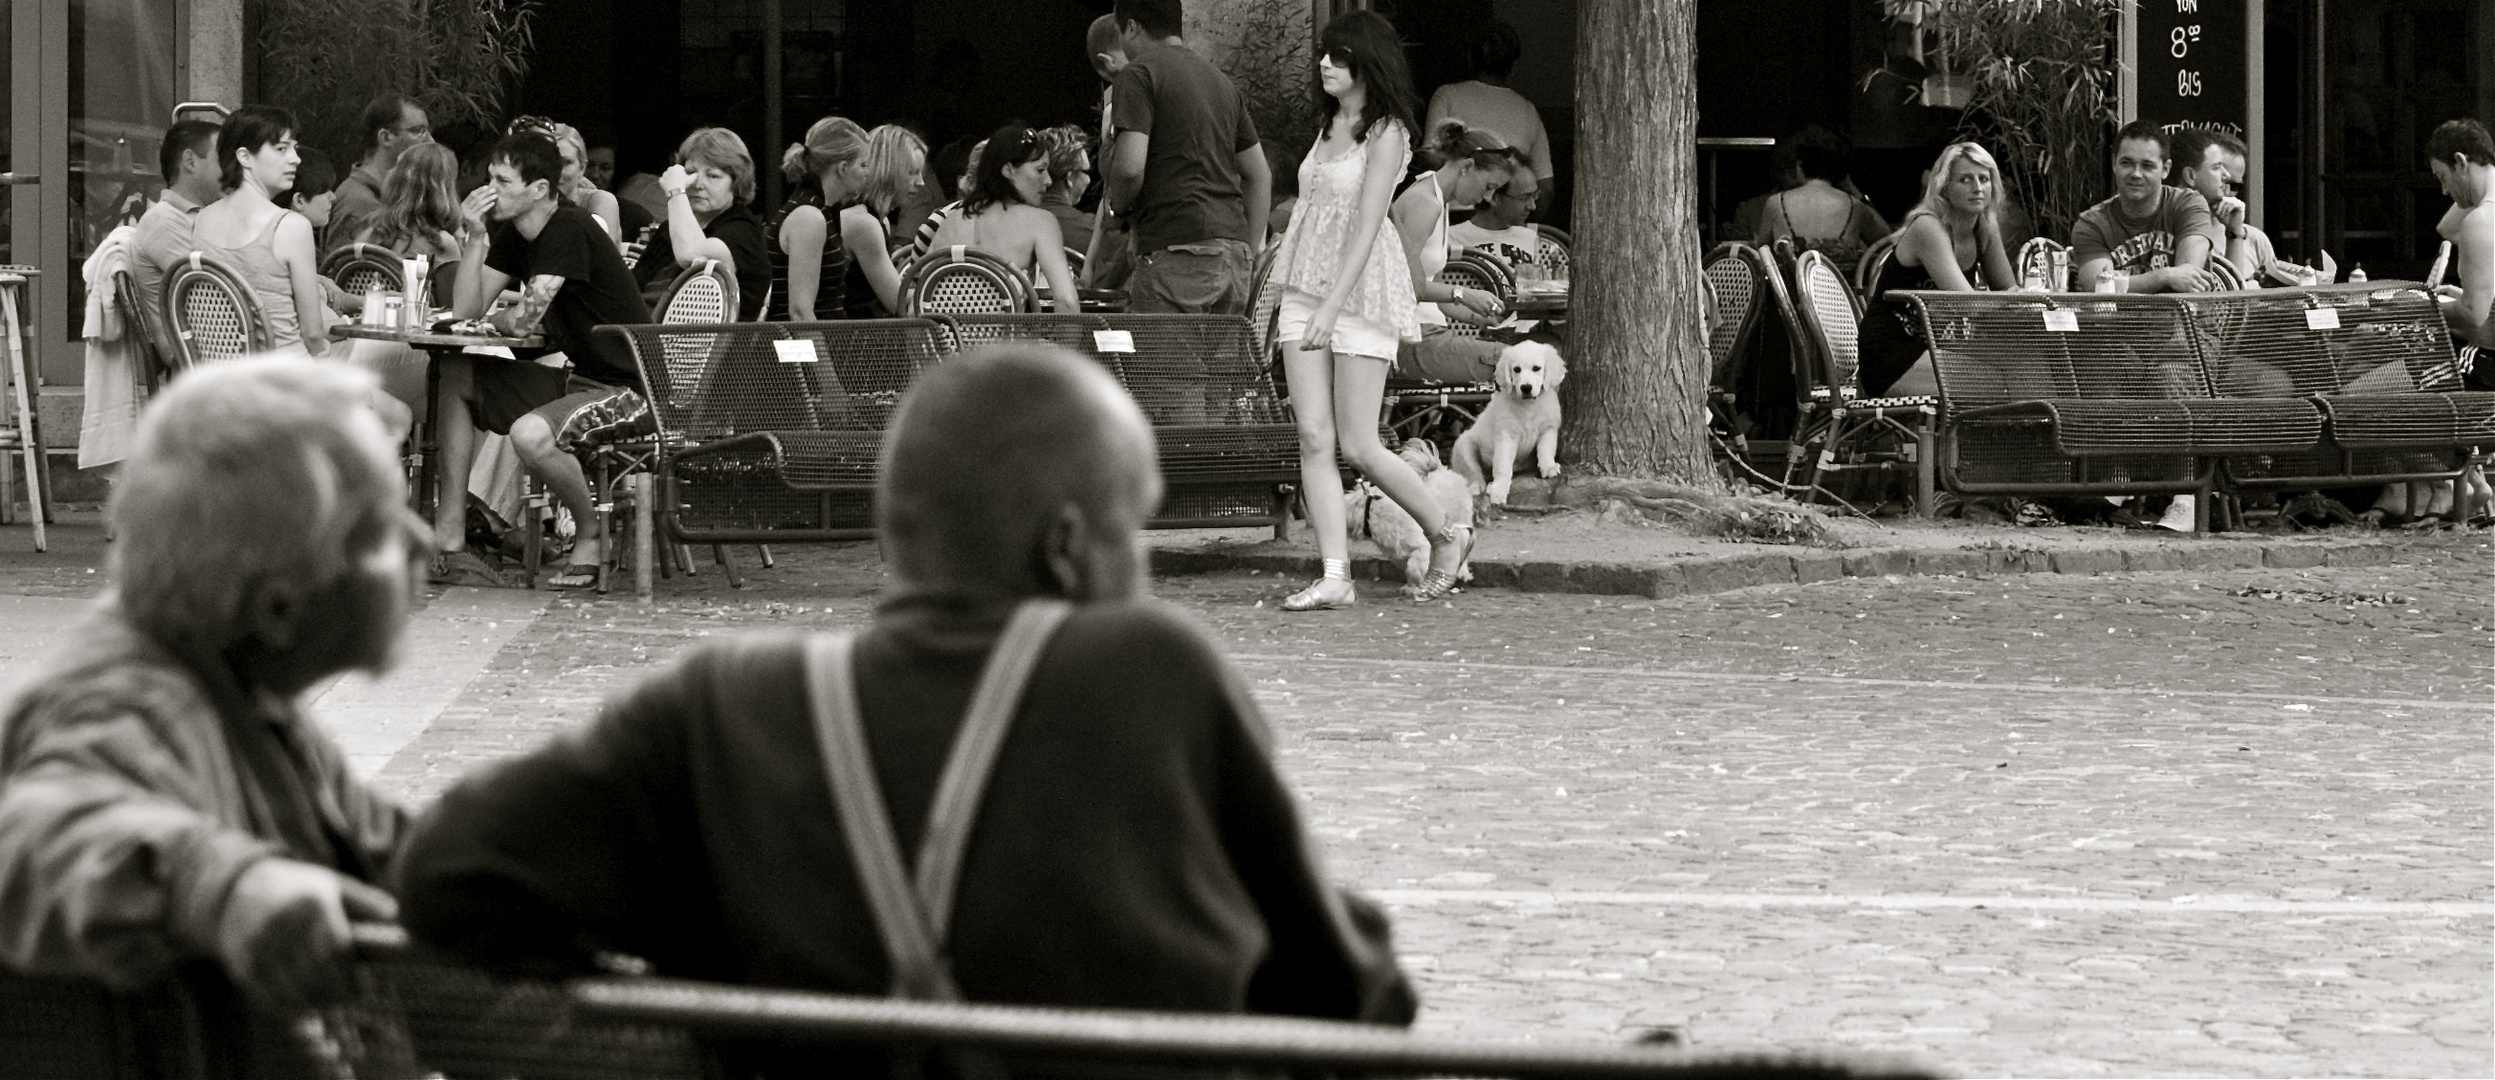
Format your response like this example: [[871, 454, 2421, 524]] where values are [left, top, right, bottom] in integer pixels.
[[111, 356, 401, 654]]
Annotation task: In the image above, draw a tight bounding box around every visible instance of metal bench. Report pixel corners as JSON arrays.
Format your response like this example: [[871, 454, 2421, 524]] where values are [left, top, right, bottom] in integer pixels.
[[600, 319, 951, 572], [2172, 283, 2495, 507], [928, 312, 1301, 531], [1897, 290, 2325, 526], [0, 925, 1938, 1079]]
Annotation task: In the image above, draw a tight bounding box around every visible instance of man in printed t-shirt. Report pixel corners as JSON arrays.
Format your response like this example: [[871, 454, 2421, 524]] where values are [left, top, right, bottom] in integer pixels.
[[436, 130, 653, 588], [2070, 120, 2223, 294]]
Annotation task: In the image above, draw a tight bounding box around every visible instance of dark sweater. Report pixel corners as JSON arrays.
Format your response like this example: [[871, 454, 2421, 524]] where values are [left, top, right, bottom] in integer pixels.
[[394, 592, 1413, 1070]]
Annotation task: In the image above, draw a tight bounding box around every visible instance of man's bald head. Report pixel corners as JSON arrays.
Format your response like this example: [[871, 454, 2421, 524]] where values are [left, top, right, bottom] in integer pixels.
[[1087, 14, 1128, 82], [879, 343, 1161, 599]]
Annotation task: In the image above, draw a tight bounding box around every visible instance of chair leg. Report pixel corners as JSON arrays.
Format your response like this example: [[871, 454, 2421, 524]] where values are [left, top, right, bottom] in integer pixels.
[[714, 543, 745, 589], [633, 473, 655, 605], [755, 545, 774, 569], [594, 460, 615, 596], [675, 543, 696, 576], [521, 490, 542, 589], [1914, 413, 1937, 518]]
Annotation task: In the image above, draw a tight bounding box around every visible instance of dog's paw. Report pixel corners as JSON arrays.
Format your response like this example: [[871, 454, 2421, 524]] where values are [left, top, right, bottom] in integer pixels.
[[1484, 481, 1512, 506], [1536, 461, 1562, 479]]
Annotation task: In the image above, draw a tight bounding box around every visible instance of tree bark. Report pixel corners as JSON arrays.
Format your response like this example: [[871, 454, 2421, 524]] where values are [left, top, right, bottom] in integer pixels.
[[1562, 0, 1712, 483]]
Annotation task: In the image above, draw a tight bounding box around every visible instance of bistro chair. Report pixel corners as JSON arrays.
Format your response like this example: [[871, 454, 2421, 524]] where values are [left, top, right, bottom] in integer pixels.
[[1854, 232, 1898, 297], [900, 245, 1032, 316], [1247, 238, 1282, 371], [1435, 249, 1515, 342], [110, 268, 180, 396], [1701, 242, 1768, 479], [648, 258, 765, 583], [2014, 237, 2067, 291], [319, 242, 408, 297], [1786, 247, 1934, 516], [1533, 224, 1572, 280], [160, 251, 272, 367], [2205, 252, 2249, 292], [1381, 251, 1513, 452]]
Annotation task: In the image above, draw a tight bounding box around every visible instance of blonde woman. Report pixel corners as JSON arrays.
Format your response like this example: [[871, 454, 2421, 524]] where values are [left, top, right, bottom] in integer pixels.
[[1266, 10, 1467, 609], [770, 119, 925, 320], [1857, 141, 2016, 398], [842, 125, 928, 317]]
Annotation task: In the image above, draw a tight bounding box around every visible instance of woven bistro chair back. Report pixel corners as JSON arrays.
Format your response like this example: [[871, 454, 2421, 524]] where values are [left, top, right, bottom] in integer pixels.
[[110, 267, 182, 393], [1435, 251, 1514, 342], [160, 251, 272, 366], [1533, 224, 1571, 279], [1703, 242, 1761, 389], [657, 258, 740, 325], [2014, 237, 2067, 291], [1854, 232, 1898, 297], [320, 243, 408, 298], [901, 245, 1033, 316], [1790, 249, 1864, 393]]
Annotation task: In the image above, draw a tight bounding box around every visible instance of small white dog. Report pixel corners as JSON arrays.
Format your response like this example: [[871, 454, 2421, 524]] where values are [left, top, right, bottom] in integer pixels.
[[1452, 341, 1567, 505], [1346, 439, 1474, 589]]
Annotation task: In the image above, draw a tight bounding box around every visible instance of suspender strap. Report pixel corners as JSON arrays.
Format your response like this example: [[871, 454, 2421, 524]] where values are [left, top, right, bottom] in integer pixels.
[[912, 599, 1072, 934], [802, 598, 1074, 1001]]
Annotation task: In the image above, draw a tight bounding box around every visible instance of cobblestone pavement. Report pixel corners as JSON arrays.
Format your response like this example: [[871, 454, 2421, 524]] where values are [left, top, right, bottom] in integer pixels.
[[7, 525, 2490, 1077]]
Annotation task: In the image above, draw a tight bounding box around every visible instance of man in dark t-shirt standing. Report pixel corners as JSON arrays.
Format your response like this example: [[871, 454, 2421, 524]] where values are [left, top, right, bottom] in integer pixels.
[[1102, 0, 1271, 314], [440, 131, 652, 587]]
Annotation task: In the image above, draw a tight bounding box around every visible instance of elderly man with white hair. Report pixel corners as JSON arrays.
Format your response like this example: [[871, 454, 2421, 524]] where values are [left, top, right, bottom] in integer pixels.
[[0, 358, 420, 1042], [395, 343, 1414, 1074]]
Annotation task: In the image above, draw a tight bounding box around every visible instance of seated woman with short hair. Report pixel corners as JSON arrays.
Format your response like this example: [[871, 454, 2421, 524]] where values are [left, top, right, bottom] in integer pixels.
[[192, 105, 338, 355], [636, 127, 770, 321], [925, 127, 1080, 315]]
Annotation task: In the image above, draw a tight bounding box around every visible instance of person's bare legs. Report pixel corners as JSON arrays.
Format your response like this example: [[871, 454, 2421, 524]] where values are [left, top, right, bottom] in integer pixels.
[[1330, 354, 1464, 593], [507, 412, 603, 568], [433, 358, 480, 553], [1282, 342, 1356, 607]]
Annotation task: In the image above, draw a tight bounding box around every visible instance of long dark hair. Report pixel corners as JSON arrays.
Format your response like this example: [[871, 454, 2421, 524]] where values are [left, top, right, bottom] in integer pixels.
[[963, 126, 1045, 216], [1314, 10, 1419, 145]]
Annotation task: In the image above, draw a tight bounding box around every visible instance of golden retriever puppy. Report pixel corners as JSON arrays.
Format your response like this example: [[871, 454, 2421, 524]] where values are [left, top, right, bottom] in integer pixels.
[[1452, 341, 1566, 506], [1346, 439, 1475, 591]]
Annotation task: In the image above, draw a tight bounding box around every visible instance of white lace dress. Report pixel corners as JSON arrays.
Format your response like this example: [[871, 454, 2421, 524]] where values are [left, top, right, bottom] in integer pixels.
[[1266, 120, 1422, 345]]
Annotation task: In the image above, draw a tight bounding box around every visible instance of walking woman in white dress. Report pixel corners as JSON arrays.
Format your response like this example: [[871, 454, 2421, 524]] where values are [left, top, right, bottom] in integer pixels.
[[1267, 9, 1469, 609]]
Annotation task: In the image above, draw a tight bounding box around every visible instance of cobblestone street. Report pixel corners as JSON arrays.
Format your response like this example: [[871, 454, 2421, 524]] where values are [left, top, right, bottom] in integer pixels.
[[3, 524, 2488, 1077]]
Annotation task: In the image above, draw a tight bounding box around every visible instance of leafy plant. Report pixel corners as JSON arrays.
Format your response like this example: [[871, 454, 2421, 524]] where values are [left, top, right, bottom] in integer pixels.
[[1874, 0, 2122, 242], [260, 0, 537, 163], [1215, 0, 1319, 184]]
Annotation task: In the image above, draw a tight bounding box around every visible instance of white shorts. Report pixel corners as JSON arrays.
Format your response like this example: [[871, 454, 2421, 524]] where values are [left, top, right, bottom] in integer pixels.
[[1276, 288, 1399, 364]]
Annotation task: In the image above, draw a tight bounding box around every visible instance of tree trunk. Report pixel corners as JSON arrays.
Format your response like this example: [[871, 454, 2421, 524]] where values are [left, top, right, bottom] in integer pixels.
[[1562, 0, 1712, 483]]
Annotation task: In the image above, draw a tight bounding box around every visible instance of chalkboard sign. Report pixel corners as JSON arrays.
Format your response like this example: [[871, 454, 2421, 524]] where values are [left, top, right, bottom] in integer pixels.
[[2132, 0, 2249, 139]]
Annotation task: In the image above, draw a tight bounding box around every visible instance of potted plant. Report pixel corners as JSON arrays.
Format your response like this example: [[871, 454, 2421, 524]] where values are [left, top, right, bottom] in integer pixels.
[[259, 0, 538, 164], [1872, 0, 2123, 242]]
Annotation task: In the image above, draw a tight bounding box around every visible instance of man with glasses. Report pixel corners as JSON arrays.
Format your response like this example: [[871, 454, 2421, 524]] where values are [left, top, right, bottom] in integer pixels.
[[1448, 171, 1543, 271], [327, 93, 431, 253]]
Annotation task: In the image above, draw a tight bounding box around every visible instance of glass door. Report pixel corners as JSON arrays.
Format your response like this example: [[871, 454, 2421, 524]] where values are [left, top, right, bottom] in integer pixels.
[[7, 0, 178, 385]]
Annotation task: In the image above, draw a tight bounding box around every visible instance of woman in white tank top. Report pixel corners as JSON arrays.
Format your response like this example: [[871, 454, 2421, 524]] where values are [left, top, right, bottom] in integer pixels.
[[1388, 120, 1517, 383]]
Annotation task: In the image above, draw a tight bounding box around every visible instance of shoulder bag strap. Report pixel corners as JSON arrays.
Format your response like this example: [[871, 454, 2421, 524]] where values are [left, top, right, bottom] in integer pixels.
[[803, 631, 954, 999]]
